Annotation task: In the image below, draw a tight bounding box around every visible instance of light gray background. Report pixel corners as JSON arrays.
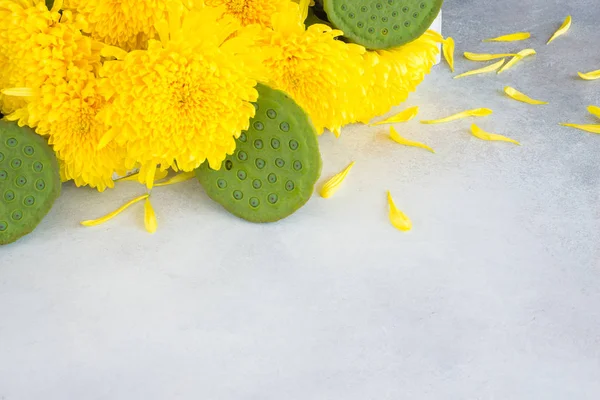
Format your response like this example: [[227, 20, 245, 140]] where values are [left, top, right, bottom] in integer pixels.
[[1, 0, 599, 398]]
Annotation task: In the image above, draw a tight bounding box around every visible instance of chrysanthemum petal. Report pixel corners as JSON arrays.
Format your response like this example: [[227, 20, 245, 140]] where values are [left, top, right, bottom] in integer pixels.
[[371, 106, 419, 125], [471, 124, 520, 145], [144, 198, 158, 234], [483, 32, 531, 42], [320, 162, 355, 199], [454, 59, 505, 79], [389, 126, 435, 153], [154, 172, 196, 187], [578, 70, 600, 80], [421, 108, 493, 124], [443, 37, 455, 72], [504, 86, 548, 105], [497, 49, 536, 74], [387, 191, 412, 232], [588, 105, 600, 119], [547, 16, 572, 45], [559, 123, 600, 134], [81, 194, 149, 227], [464, 52, 518, 61]]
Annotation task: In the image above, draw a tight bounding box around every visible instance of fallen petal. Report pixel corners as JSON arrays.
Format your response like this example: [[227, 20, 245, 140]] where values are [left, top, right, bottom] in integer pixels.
[[497, 49, 536, 74], [587, 105, 600, 119], [421, 108, 493, 124], [464, 52, 518, 61], [389, 126, 435, 153], [443, 37, 455, 72], [454, 59, 506, 79], [144, 198, 158, 234], [471, 124, 520, 145], [371, 106, 419, 125], [504, 86, 548, 105], [560, 123, 600, 134], [547, 16, 572, 45], [154, 171, 196, 187], [81, 194, 149, 227], [387, 191, 412, 232], [578, 70, 600, 80], [320, 161, 355, 199], [483, 32, 531, 42]]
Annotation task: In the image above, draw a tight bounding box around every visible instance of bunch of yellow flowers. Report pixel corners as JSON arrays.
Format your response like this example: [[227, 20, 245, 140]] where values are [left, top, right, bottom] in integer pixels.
[[0, 0, 440, 191]]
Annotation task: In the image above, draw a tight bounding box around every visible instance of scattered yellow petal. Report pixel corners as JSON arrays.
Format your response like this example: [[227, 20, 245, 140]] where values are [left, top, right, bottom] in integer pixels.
[[332, 127, 341, 138], [470, 124, 520, 145], [97, 129, 118, 150], [424, 29, 444, 43], [497, 49, 536, 74], [504, 87, 548, 105], [154, 172, 196, 187], [443, 37, 455, 72], [1, 88, 34, 97], [117, 168, 169, 183], [483, 32, 531, 42], [144, 198, 158, 234], [559, 123, 600, 134], [464, 52, 518, 61], [578, 70, 600, 80], [80, 194, 149, 227], [587, 105, 600, 119], [146, 166, 156, 190], [389, 126, 435, 153], [421, 108, 493, 124], [547, 16, 572, 45], [101, 45, 128, 60], [387, 191, 412, 232], [371, 106, 419, 125], [454, 59, 506, 79], [319, 162, 355, 199]]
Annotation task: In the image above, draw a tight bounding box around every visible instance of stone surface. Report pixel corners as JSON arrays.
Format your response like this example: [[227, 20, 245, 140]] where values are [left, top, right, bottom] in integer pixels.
[[1, 1, 599, 399]]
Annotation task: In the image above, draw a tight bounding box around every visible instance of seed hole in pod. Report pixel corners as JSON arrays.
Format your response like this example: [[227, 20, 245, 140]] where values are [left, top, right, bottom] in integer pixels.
[[393, 24, 400, 30], [237, 170, 247, 180], [225, 160, 233, 170], [253, 103, 259, 112], [233, 190, 244, 200], [382, 16, 388, 22], [293, 160, 303, 171], [402, 6, 409, 13], [285, 180, 295, 191], [24, 195, 35, 206], [4, 190, 15, 201], [271, 138, 280, 149], [6, 138, 17, 147], [289, 140, 299, 150], [267, 173, 277, 184], [267, 109, 277, 119], [348, 12, 355, 18], [255, 158, 266, 169], [252, 179, 262, 189], [392, 11, 398, 17], [217, 179, 227, 189], [12, 210, 22, 221], [15, 176, 27, 187], [11, 158, 22, 169], [404, 20, 411, 27], [0, 170, 7, 180], [370, 15, 377, 21], [237, 151, 248, 161], [341, 4, 347, 11], [382, 28, 389, 35], [254, 139, 263, 149], [357, 22, 364, 28], [268, 193, 278, 204], [35, 179, 46, 191], [388, 0, 394, 4], [33, 161, 43, 172], [275, 158, 285, 168], [368, 27, 375, 34], [0, 221, 7, 232], [239, 132, 247, 142], [23, 146, 34, 156], [412, 12, 419, 18], [360, 6, 368, 12], [376, 3, 383, 10], [420, 2, 426, 9], [249, 197, 260, 208], [0, 152, 4, 162], [280, 122, 290, 132], [254, 121, 264, 131]]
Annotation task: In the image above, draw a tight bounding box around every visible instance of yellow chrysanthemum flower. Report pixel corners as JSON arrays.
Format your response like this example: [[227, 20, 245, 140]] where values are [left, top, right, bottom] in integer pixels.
[[205, 0, 297, 27], [0, 0, 98, 115], [356, 32, 441, 124], [64, 0, 191, 51], [97, 5, 266, 187], [260, 6, 366, 136]]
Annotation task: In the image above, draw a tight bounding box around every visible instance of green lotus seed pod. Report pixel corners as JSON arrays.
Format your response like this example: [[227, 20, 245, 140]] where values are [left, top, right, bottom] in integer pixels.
[[196, 84, 322, 223], [0, 121, 61, 245]]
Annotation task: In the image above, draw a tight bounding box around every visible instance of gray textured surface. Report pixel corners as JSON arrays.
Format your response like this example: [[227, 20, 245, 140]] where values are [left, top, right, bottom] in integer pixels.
[[1, 1, 599, 399]]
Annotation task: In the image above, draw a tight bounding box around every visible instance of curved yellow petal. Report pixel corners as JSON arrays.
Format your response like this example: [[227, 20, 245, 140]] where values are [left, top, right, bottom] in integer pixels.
[[483, 32, 531, 42], [578, 70, 600, 80], [144, 198, 158, 234], [504, 87, 548, 105], [443, 37, 455, 72], [154, 171, 196, 187], [547, 16, 572, 45], [421, 108, 493, 124], [559, 123, 600, 134], [389, 126, 435, 153], [471, 124, 520, 145], [1, 88, 34, 97], [454, 59, 505, 79], [117, 168, 169, 183], [464, 52, 518, 61], [371, 106, 419, 125], [81, 194, 149, 227], [497, 49, 536, 74], [387, 191, 412, 232], [320, 161, 355, 199], [587, 105, 600, 119]]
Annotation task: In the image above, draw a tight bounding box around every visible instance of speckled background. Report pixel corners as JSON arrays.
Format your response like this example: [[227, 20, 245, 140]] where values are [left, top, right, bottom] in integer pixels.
[[1, 0, 599, 398]]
